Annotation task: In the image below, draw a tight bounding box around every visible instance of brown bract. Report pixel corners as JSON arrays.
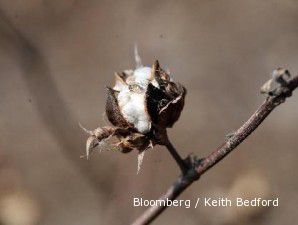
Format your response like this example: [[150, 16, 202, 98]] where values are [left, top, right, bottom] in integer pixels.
[[105, 87, 134, 129], [146, 60, 186, 129]]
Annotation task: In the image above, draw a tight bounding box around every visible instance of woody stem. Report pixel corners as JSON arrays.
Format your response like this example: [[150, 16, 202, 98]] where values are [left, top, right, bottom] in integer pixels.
[[155, 128, 189, 174], [164, 141, 189, 174]]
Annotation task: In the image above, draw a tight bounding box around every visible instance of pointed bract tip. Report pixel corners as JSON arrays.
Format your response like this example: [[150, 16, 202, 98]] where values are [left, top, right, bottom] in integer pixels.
[[86, 136, 99, 160], [79, 122, 93, 135], [115, 72, 126, 82], [151, 60, 160, 80], [152, 60, 160, 70], [134, 44, 143, 69], [137, 150, 146, 174]]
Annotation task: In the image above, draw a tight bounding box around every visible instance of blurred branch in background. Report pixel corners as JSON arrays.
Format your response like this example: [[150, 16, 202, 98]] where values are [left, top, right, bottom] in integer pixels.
[[132, 72, 298, 225], [0, 7, 107, 201]]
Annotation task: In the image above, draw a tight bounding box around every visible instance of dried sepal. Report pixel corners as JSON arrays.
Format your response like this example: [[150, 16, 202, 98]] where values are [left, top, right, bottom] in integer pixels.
[[81, 121, 153, 159], [158, 84, 186, 128], [80, 124, 115, 159], [113, 131, 154, 173], [116, 133, 153, 153], [85, 136, 100, 159], [145, 83, 170, 125], [146, 65, 187, 128], [152, 60, 170, 89], [106, 87, 133, 128], [152, 60, 160, 81]]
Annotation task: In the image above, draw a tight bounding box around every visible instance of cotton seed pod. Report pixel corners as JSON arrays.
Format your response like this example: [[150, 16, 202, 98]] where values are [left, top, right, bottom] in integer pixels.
[[106, 60, 186, 134], [82, 49, 187, 173]]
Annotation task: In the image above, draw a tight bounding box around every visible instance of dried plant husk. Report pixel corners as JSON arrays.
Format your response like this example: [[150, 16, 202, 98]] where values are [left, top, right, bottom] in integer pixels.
[[146, 60, 186, 128], [82, 57, 186, 173], [105, 87, 133, 128]]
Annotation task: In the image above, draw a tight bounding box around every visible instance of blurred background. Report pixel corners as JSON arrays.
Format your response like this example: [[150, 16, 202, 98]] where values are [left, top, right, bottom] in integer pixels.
[[0, 0, 297, 225]]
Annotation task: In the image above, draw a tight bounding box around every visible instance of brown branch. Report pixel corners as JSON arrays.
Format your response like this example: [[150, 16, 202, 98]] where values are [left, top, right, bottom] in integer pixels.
[[131, 75, 298, 225], [164, 141, 188, 174]]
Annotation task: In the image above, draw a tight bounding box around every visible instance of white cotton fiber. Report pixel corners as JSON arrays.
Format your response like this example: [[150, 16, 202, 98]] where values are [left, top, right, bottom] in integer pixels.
[[114, 79, 127, 92], [117, 86, 131, 108], [113, 63, 165, 133], [120, 92, 151, 133], [133, 67, 152, 88]]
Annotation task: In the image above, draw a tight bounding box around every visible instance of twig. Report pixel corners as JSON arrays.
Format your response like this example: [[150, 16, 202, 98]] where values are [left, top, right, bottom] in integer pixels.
[[153, 128, 189, 174], [165, 141, 188, 174], [131, 75, 298, 225]]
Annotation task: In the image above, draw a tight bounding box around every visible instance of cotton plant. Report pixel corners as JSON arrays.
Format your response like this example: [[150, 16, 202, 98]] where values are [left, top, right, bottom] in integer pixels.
[[81, 47, 186, 173]]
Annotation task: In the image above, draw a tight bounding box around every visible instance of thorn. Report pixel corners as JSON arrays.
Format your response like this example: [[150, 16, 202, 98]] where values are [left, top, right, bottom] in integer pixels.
[[152, 60, 160, 72], [151, 60, 161, 82], [137, 151, 145, 174], [134, 44, 143, 69], [79, 122, 93, 135], [86, 136, 99, 160]]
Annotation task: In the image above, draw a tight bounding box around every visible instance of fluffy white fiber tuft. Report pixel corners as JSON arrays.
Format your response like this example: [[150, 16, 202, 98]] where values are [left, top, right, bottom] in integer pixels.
[[133, 67, 152, 88], [120, 91, 151, 133], [114, 66, 153, 133], [113, 50, 169, 133]]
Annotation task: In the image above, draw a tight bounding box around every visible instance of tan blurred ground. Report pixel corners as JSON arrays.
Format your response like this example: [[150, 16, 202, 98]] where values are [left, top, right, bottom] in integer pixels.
[[0, 0, 297, 225]]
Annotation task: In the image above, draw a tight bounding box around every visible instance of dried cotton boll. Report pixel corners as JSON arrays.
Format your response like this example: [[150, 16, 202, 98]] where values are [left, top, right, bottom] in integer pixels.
[[109, 58, 186, 135], [82, 48, 186, 173], [113, 66, 161, 134]]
